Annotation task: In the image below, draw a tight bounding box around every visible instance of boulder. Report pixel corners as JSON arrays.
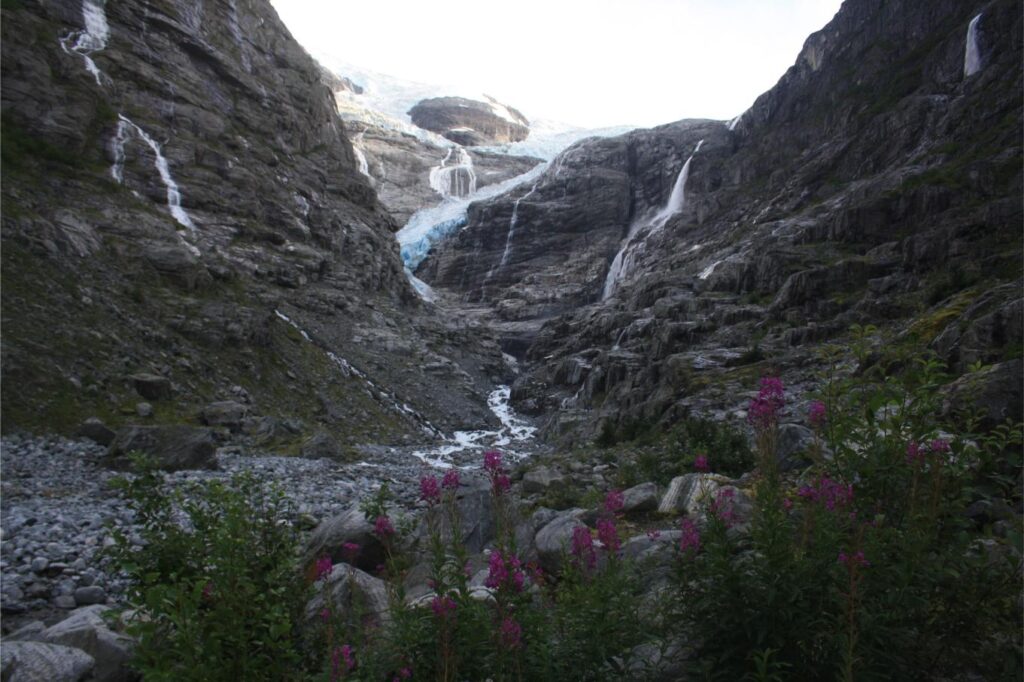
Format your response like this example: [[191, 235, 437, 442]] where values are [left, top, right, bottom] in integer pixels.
[[776, 423, 817, 471], [942, 359, 1023, 431], [304, 564, 389, 629], [0, 641, 95, 682], [199, 401, 249, 432], [621, 482, 660, 513], [105, 425, 217, 471], [657, 474, 719, 515], [299, 432, 341, 460], [303, 507, 387, 574], [41, 605, 137, 682], [522, 466, 565, 494], [534, 508, 587, 575], [408, 96, 529, 146], [129, 374, 172, 401], [75, 418, 116, 447]]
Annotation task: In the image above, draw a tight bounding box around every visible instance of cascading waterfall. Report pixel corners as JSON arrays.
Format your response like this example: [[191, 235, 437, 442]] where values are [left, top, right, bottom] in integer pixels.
[[602, 139, 704, 300], [498, 179, 541, 268], [727, 114, 743, 131], [111, 115, 197, 232], [698, 259, 723, 280], [428, 146, 477, 198], [58, 0, 110, 86], [964, 14, 983, 77], [352, 134, 371, 180]]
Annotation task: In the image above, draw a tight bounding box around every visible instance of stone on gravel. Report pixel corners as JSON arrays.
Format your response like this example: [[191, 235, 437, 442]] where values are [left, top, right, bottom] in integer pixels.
[[73, 586, 107, 606], [303, 507, 386, 574], [621, 482, 660, 513], [304, 564, 389, 629], [105, 425, 217, 471], [522, 466, 565, 494], [75, 419, 116, 447], [199, 401, 249, 432], [0, 641, 95, 681], [300, 432, 342, 460], [534, 508, 587, 575], [41, 605, 136, 682], [657, 474, 719, 515], [129, 374, 172, 401]]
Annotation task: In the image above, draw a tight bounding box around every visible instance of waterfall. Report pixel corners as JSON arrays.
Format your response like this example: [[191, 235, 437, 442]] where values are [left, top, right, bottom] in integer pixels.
[[727, 114, 742, 131], [59, 0, 110, 86], [498, 179, 541, 268], [602, 139, 704, 300], [964, 14, 983, 77], [111, 115, 196, 232], [698, 259, 723, 280], [428, 146, 477, 199], [352, 134, 371, 180]]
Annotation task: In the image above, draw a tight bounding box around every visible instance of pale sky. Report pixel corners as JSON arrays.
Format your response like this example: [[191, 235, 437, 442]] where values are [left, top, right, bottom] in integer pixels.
[[271, 0, 843, 129]]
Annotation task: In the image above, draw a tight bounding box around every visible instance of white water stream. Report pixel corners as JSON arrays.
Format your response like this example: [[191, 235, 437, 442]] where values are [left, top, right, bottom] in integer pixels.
[[602, 139, 704, 300], [428, 146, 477, 199], [58, 0, 109, 86]]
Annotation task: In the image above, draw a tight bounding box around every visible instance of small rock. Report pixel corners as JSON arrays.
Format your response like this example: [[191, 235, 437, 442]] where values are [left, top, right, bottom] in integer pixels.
[[75, 419, 116, 447], [621, 482, 660, 513], [73, 586, 107, 605], [54, 595, 77, 609], [130, 373, 172, 401], [135, 403, 153, 418]]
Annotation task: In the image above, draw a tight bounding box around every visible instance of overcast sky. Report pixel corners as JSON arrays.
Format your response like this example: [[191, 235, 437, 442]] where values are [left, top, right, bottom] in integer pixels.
[[271, 0, 843, 129]]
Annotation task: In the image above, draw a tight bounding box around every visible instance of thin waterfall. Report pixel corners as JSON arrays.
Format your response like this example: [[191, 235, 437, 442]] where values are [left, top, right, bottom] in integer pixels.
[[111, 115, 196, 232], [58, 0, 110, 86], [964, 14, 983, 77], [428, 146, 477, 199]]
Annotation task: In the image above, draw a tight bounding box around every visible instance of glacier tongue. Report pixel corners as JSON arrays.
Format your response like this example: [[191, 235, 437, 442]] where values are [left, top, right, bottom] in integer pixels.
[[397, 161, 547, 272]]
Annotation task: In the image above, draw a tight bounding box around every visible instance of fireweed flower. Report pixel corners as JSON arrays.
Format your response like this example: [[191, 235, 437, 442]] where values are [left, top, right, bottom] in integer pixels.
[[604, 489, 625, 514], [930, 439, 951, 454], [485, 551, 526, 592], [748, 376, 785, 429], [484, 450, 503, 472], [597, 517, 621, 554], [320, 607, 331, 623], [709, 488, 738, 527], [693, 454, 710, 472], [571, 525, 597, 570], [430, 595, 457, 619], [500, 617, 523, 649], [342, 542, 360, 562], [808, 400, 827, 429], [492, 473, 511, 496], [315, 556, 333, 581], [797, 476, 853, 511], [906, 441, 925, 465], [838, 550, 869, 568], [441, 469, 461, 491], [679, 518, 701, 554], [419, 475, 441, 504], [374, 515, 395, 538]]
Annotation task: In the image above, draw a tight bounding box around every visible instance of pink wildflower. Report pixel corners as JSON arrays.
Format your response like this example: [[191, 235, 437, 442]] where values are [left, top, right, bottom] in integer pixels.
[[484, 451, 503, 472], [485, 551, 525, 592], [597, 517, 620, 554], [492, 473, 511, 496], [748, 376, 785, 429], [604, 489, 625, 514], [430, 595, 457, 619], [782, 497, 794, 511], [710, 488, 738, 527], [320, 607, 331, 623], [930, 439, 950, 454], [341, 542, 360, 562], [499, 617, 523, 649], [419, 475, 441, 504], [693, 454, 710, 472], [679, 517, 701, 554], [315, 556, 333, 581], [374, 515, 395, 538], [646, 529, 662, 541], [571, 525, 596, 570], [797, 476, 853, 511], [838, 550, 869, 568], [441, 469, 461, 491], [808, 400, 827, 429], [906, 441, 925, 465]]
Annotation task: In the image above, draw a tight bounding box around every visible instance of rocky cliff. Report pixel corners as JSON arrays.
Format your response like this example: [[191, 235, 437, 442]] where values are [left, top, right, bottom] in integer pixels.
[[1, 0, 512, 452], [419, 0, 1022, 444], [409, 95, 530, 146]]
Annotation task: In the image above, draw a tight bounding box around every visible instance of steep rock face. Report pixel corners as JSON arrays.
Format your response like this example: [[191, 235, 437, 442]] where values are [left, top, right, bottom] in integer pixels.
[[409, 96, 530, 146], [420, 120, 723, 323], [422, 0, 1022, 444], [1, 0, 510, 446]]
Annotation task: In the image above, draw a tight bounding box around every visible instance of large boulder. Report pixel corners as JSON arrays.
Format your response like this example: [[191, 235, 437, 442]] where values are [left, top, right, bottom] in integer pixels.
[[40, 605, 137, 682], [303, 507, 387, 574], [129, 374, 172, 401], [0, 641, 95, 682], [534, 508, 587, 575], [105, 425, 217, 471], [304, 564, 389, 629], [522, 466, 565, 495], [75, 418, 116, 447], [657, 474, 719, 515], [198, 401, 249, 432], [942, 359, 1024, 431], [621, 482, 660, 513]]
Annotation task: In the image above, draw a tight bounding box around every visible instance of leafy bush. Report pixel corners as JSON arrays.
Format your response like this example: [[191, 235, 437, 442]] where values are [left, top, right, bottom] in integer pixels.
[[671, 329, 1023, 680], [110, 462, 308, 681]]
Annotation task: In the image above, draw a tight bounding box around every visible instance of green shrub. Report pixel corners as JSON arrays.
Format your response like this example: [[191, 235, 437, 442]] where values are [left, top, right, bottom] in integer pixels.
[[109, 461, 308, 681], [671, 329, 1023, 680]]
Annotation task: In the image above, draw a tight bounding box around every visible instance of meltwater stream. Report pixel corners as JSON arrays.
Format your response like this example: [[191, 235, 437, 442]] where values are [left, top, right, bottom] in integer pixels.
[[58, 0, 109, 86]]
